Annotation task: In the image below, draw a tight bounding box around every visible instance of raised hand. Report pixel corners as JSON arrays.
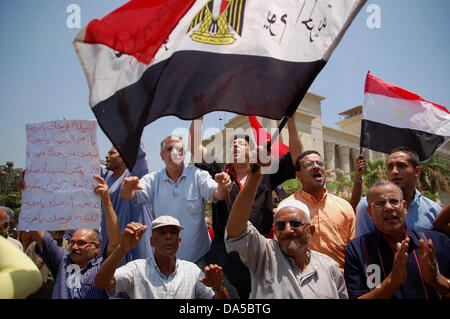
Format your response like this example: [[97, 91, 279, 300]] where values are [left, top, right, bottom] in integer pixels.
[[93, 175, 110, 204], [355, 155, 366, 178], [390, 237, 410, 288], [120, 222, 148, 253], [120, 176, 143, 200], [215, 172, 232, 191], [199, 264, 224, 291], [418, 238, 439, 284]]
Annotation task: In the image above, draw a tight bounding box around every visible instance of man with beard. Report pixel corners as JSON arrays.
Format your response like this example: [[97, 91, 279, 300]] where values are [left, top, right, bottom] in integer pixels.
[[344, 181, 450, 299], [280, 150, 356, 273], [27, 176, 121, 299], [225, 162, 348, 298], [355, 147, 442, 237]]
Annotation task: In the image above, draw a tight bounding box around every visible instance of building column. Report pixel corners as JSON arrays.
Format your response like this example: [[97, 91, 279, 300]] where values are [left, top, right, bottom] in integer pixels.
[[350, 148, 360, 172], [337, 145, 351, 174], [324, 142, 336, 170]]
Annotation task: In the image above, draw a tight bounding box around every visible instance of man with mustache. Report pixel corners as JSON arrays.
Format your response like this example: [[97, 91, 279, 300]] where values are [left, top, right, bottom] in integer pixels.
[[225, 162, 348, 298], [344, 181, 450, 299], [280, 150, 356, 273], [355, 147, 442, 237], [95, 215, 229, 299], [120, 135, 232, 265], [26, 176, 121, 299]]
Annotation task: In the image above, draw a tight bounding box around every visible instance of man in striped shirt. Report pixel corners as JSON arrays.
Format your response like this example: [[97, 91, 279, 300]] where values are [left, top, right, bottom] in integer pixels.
[[28, 175, 121, 298]]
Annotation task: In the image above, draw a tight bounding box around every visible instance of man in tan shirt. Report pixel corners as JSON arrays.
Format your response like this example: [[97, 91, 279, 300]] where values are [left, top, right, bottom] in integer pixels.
[[281, 150, 355, 273]]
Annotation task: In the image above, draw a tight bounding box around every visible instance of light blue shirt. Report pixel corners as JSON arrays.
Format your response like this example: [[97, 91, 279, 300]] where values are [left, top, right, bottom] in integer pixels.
[[100, 144, 154, 265], [355, 189, 442, 237], [133, 165, 217, 262]]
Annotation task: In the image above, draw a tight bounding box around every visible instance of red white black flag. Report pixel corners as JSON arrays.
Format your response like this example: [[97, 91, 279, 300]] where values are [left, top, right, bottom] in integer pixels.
[[74, 0, 366, 169], [361, 72, 449, 162]]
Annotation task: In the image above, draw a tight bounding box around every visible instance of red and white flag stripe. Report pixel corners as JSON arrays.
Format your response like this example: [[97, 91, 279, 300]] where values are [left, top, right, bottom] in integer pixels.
[[361, 72, 449, 161]]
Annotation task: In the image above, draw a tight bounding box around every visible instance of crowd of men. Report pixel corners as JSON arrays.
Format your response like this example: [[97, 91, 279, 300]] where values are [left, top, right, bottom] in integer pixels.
[[1, 114, 449, 299]]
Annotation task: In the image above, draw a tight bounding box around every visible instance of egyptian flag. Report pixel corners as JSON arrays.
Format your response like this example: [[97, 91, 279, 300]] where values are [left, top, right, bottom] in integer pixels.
[[248, 115, 289, 159], [361, 72, 449, 162], [74, 0, 366, 169]]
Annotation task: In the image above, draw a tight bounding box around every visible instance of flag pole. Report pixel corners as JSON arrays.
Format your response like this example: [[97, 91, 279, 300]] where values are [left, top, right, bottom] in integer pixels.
[[266, 115, 288, 153]]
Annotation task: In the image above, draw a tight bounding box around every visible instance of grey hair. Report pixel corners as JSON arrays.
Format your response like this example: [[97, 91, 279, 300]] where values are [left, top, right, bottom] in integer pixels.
[[0, 208, 10, 223], [91, 229, 102, 243], [0, 206, 14, 223], [367, 181, 404, 204], [160, 135, 184, 152]]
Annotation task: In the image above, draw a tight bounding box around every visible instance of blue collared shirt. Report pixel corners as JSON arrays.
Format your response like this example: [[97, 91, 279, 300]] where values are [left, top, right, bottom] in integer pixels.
[[355, 189, 441, 237], [133, 165, 217, 262], [344, 227, 450, 299], [37, 232, 107, 299], [100, 143, 154, 265]]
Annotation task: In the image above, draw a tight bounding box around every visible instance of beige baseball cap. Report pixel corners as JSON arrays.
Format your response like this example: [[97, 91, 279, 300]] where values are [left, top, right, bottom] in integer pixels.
[[151, 215, 184, 231]]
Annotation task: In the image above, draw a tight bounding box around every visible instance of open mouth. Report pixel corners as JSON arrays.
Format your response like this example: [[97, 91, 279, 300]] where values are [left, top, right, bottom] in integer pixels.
[[384, 215, 399, 222], [311, 172, 323, 180]]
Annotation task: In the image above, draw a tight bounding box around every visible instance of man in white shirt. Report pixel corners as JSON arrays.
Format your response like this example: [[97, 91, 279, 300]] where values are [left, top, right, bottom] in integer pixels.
[[94, 215, 229, 299], [120, 135, 231, 263]]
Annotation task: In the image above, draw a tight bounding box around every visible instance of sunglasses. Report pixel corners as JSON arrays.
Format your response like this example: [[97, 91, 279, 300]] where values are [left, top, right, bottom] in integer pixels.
[[274, 219, 309, 231], [69, 240, 98, 248], [371, 198, 403, 208], [302, 161, 326, 168]]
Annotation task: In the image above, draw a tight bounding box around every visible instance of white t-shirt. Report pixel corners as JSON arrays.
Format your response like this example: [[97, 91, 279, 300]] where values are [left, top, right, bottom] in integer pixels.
[[108, 257, 215, 299]]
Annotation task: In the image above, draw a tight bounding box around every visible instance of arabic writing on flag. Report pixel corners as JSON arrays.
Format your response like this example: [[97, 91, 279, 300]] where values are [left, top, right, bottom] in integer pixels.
[[360, 72, 449, 162], [19, 120, 101, 231], [74, 0, 366, 169]]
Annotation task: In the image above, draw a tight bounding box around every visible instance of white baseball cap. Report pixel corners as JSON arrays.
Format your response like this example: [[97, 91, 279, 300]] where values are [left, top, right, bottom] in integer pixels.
[[151, 215, 184, 231]]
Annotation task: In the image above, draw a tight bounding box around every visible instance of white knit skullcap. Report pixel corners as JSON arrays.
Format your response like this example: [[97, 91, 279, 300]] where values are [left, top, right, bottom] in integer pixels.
[[275, 199, 310, 223]]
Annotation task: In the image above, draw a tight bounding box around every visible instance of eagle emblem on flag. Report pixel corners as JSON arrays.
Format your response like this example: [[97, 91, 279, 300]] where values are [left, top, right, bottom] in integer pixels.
[[188, 0, 246, 45]]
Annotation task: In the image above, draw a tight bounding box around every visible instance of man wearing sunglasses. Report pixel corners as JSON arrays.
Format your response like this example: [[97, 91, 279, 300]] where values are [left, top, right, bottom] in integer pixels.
[[280, 150, 356, 274], [225, 163, 348, 298], [26, 176, 121, 299], [344, 181, 450, 299]]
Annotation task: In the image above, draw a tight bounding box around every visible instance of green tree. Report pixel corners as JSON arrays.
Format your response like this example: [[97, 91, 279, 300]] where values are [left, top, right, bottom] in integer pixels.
[[418, 154, 449, 202]]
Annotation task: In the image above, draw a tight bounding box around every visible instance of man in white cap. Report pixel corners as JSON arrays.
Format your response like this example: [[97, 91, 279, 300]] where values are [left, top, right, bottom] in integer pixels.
[[225, 163, 348, 299], [95, 215, 229, 299]]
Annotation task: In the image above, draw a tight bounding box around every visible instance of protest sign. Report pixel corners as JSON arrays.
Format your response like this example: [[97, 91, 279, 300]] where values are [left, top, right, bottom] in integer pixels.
[[19, 120, 101, 230]]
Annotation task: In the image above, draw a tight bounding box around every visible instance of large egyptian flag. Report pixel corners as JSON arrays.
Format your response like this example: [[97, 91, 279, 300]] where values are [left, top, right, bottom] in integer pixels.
[[361, 72, 449, 162], [74, 0, 366, 169]]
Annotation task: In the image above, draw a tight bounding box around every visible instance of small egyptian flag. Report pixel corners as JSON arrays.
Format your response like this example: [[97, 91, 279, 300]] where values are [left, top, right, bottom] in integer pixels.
[[360, 72, 449, 162], [74, 0, 366, 169], [248, 115, 289, 159]]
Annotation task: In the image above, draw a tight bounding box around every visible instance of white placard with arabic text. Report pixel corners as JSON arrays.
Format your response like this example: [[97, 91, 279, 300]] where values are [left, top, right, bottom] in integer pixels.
[[19, 120, 101, 231]]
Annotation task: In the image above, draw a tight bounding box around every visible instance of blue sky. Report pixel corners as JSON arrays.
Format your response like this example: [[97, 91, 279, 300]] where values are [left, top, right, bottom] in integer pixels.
[[1, 0, 449, 172]]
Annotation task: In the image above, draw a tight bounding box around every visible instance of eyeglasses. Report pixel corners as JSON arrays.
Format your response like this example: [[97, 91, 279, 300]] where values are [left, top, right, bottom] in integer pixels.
[[302, 161, 326, 168], [69, 240, 98, 248], [274, 219, 309, 231], [371, 198, 403, 208]]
